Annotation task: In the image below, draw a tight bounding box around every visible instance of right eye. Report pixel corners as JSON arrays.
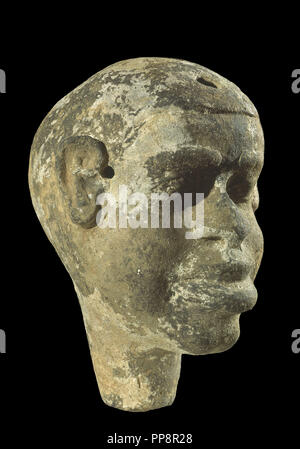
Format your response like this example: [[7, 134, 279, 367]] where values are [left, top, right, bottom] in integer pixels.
[[226, 174, 254, 205], [176, 166, 220, 207]]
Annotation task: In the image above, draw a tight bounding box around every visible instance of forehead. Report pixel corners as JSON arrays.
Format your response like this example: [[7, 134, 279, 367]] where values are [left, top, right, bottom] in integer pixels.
[[132, 111, 264, 173]]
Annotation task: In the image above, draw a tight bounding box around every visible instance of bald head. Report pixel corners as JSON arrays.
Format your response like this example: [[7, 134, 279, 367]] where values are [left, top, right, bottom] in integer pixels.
[[30, 57, 257, 166]]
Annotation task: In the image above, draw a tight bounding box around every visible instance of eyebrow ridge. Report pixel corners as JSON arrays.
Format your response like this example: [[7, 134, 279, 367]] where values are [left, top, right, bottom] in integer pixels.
[[146, 146, 223, 167]]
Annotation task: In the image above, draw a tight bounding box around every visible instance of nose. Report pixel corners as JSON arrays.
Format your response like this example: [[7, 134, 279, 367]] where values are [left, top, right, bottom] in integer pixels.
[[202, 174, 251, 246]]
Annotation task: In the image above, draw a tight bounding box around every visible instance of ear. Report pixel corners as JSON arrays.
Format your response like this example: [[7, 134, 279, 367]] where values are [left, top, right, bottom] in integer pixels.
[[57, 135, 112, 229]]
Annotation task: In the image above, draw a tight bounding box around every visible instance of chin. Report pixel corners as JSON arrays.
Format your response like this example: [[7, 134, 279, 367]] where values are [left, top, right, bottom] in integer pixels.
[[176, 313, 241, 356]]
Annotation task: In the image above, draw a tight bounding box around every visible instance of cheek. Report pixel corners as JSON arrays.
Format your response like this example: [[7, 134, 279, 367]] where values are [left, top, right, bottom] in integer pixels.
[[95, 228, 184, 313]]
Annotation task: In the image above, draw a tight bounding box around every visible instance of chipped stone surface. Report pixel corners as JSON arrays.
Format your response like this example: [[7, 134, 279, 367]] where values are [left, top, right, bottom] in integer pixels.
[[28, 57, 264, 411]]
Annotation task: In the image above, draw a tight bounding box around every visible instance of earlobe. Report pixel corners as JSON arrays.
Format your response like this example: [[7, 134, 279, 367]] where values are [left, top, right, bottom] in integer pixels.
[[56, 135, 109, 229]]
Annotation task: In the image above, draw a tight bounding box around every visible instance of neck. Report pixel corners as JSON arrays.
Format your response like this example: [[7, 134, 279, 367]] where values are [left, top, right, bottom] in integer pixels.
[[95, 343, 181, 412], [75, 286, 181, 412]]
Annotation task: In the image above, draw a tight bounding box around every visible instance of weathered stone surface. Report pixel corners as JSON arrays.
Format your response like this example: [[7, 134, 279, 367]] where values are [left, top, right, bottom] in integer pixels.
[[28, 57, 264, 412]]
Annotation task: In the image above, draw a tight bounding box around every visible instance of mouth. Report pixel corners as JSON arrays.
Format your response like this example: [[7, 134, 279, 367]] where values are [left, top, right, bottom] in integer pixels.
[[179, 260, 253, 283], [214, 259, 253, 282], [168, 275, 258, 314], [168, 250, 259, 314]]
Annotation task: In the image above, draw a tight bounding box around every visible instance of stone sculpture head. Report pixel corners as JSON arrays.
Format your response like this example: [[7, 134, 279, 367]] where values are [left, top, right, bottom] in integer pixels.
[[28, 57, 264, 412]]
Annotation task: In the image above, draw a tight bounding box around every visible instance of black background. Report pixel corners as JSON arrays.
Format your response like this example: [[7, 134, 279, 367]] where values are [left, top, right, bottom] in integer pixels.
[[0, 47, 299, 446]]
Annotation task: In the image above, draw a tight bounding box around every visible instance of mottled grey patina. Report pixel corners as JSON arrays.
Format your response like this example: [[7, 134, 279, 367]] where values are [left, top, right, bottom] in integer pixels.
[[29, 57, 264, 412]]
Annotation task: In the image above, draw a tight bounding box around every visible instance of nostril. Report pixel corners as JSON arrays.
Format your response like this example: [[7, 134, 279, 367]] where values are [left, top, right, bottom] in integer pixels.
[[196, 77, 218, 88]]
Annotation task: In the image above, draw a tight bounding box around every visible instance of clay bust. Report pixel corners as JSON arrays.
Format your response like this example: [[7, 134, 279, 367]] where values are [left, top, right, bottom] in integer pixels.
[[28, 58, 264, 412]]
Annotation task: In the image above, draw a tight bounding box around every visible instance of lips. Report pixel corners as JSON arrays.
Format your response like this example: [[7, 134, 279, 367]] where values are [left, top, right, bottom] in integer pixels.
[[169, 245, 257, 314], [169, 275, 258, 314], [168, 250, 258, 314], [220, 249, 254, 282], [180, 260, 253, 283], [178, 249, 255, 284], [209, 259, 253, 283]]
